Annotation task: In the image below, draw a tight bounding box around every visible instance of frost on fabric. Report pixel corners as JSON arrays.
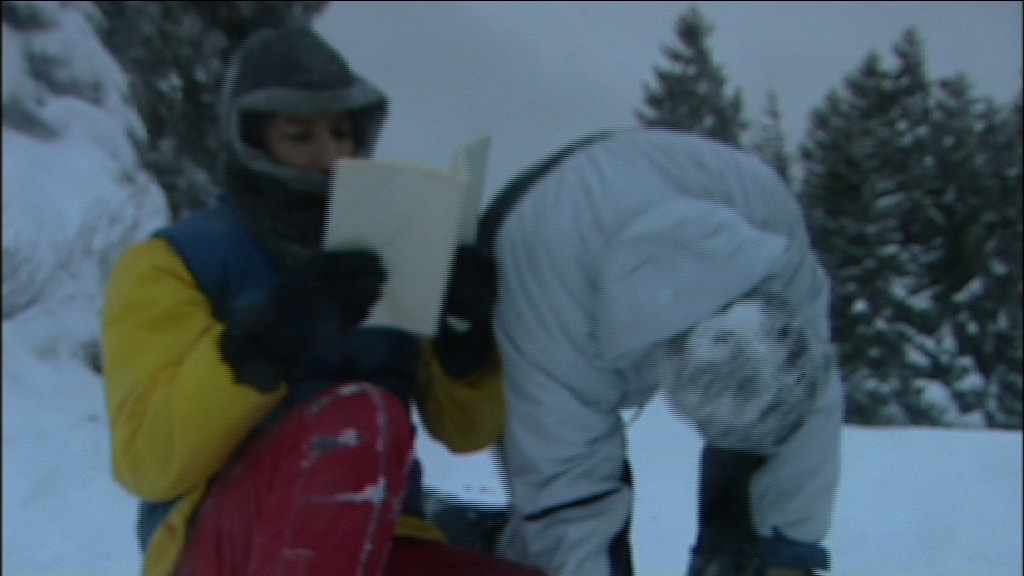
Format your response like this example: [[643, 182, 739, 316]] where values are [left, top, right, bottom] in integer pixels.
[[645, 295, 831, 454], [301, 428, 363, 469], [305, 382, 373, 416], [315, 477, 388, 505], [309, 429, 361, 455]]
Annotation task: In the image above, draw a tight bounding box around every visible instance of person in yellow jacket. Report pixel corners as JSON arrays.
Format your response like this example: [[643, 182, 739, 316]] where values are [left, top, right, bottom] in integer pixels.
[[102, 23, 543, 576]]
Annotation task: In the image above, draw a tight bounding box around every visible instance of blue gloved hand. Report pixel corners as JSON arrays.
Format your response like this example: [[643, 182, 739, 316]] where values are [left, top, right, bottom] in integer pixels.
[[291, 326, 420, 405], [219, 249, 386, 392]]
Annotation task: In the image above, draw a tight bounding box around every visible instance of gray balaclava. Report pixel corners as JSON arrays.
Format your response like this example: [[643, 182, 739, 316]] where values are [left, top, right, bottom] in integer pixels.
[[218, 23, 389, 270]]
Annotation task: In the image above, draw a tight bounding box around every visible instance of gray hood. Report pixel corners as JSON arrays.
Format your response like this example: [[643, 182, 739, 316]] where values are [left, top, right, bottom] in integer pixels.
[[217, 24, 389, 269], [220, 23, 389, 188]]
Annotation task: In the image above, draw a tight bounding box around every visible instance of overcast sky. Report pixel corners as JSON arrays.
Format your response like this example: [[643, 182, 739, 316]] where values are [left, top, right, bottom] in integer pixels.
[[316, 1, 1023, 197]]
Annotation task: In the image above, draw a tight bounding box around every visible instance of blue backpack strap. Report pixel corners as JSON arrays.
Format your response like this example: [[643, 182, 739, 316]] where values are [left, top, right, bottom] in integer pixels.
[[476, 130, 615, 256]]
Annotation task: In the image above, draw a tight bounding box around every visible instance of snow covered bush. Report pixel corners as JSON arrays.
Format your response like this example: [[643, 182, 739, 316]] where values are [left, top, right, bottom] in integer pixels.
[[2, 0, 169, 361]]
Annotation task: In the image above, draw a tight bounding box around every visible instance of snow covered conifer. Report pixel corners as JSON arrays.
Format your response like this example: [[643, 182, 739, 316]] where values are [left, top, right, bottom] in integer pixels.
[[93, 1, 329, 219], [747, 89, 792, 185], [2, 0, 167, 363], [800, 28, 1022, 429], [800, 29, 939, 425], [635, 4, 747, 147]]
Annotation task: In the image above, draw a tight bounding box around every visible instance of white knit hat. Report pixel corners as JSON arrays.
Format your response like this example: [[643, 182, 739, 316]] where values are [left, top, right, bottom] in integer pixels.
[[643, 289, 835, 454]]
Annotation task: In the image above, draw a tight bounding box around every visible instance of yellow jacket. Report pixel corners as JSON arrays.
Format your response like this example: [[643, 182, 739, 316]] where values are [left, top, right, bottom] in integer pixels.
[[103, 237, 505, 576]]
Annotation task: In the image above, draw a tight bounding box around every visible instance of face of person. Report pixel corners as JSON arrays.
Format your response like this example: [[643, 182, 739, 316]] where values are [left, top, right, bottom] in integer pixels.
[[264, 112, 356, 176]]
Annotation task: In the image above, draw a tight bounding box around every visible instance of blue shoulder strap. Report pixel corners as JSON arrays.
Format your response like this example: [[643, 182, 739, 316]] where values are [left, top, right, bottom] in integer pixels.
[[154, 195, 281, 322]]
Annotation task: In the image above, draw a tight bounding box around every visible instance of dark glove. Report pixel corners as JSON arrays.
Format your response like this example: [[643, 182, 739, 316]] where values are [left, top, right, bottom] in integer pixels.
[[219, 249, 386, 392], [755, 529, 829, 576], [687, 558, 817, 576], [433, 244, 498, 378], [686, 529, 829, 576], [686, 552, 758, 576], [298, 326, 421, 404]]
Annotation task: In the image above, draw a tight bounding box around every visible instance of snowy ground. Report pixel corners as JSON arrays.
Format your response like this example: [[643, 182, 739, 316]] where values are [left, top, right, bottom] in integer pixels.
[[421, 397, 1024, 576], [3, 320, 1022, 575], [2, 3, 1021, 574]]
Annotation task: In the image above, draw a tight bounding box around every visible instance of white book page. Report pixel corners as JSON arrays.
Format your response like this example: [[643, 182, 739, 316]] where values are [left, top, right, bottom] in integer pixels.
[[324, 137, 490, 336], [451, 135, 491, 244]]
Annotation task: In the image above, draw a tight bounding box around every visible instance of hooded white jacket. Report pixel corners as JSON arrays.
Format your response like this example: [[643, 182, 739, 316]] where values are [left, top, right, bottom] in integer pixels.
[[491, 127, 843, 576]]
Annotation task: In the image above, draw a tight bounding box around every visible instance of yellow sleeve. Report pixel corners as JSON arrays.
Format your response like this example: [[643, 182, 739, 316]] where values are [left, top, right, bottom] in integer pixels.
[[414, 340, 504, 453], [103, 238, 286, 501]]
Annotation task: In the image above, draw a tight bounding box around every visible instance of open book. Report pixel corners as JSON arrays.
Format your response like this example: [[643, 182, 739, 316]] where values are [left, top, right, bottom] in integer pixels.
[[323, 136, 491, 336]]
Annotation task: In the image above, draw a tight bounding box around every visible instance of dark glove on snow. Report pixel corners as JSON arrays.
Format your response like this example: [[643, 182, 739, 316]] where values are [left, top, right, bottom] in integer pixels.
[[433, 245, 498, 378], [219, 249, 386, 392]]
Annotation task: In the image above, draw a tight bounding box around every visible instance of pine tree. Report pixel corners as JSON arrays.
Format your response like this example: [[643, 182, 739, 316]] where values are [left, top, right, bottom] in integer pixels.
[[93, 1, 329, 219], [748, 89, 791, 185], [801, 29, 948, 425], [926, 75, 1023, 429], [800, 51, 908, 425], [802, 28, 1022, 429], [635, 4, 746, 146]]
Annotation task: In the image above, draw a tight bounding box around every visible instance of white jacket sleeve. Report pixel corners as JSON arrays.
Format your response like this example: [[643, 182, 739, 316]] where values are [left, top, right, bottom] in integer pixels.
[[595, 196, 842, 545], [595, 197, 789, 368], [749, 355, 843, 543], [491, 159, 638, 575], [496, 332, 634, 576]]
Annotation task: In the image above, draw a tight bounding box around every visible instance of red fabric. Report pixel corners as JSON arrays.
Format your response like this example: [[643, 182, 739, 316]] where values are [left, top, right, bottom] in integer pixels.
[[383, 537, 546, 576], [174, 382, 414, 576], [173, 381, 547, 576]]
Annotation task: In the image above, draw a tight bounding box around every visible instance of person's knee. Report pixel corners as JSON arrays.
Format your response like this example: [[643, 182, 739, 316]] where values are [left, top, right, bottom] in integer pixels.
[[300, 382, 414, 457]]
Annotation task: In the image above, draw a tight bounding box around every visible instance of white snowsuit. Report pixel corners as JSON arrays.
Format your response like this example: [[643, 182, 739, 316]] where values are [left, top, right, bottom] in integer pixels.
[[491, 127, 843, 576]]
